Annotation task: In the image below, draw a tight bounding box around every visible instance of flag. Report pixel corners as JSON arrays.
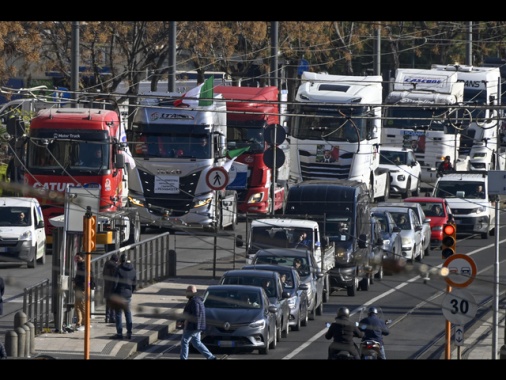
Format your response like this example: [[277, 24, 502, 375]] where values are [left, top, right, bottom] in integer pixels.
[[226, 146, 251, 159], [118, 113, 136, 169], [174, 76, 214, 107]]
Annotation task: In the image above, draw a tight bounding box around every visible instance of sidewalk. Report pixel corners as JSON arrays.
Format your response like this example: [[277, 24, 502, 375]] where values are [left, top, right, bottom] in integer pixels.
[[13, 253, 506, 360]]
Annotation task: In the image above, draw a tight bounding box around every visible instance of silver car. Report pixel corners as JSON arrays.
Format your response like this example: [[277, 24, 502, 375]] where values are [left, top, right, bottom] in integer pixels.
[[371, 208, 404, 274], [372, 206, 423, 262]]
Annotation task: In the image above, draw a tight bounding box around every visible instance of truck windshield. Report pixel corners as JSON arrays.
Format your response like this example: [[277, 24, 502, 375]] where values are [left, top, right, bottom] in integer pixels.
[[435, 182, 486, 199], [130, 131, 210, 159]]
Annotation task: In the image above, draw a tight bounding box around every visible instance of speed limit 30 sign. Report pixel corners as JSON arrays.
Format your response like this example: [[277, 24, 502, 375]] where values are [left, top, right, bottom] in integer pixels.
[[442, 288, 477, 325]]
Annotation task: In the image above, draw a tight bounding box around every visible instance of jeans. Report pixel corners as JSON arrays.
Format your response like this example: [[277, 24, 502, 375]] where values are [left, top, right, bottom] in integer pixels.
[[115, 297, 132, 336], [180, 329, 215, 360]]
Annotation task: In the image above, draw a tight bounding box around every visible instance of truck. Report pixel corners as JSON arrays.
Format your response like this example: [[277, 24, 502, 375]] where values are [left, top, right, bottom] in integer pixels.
[[383, 68, 465, 191], [432, 171, 497, 239], [23, 105, 141, 252], [237, 216, 335, 302], [430, 64, 506, 171], [125, 82, 237, 232], [214, 85, 288, 215], [288, 71, 390, 202], [284, 179, 376, 296]]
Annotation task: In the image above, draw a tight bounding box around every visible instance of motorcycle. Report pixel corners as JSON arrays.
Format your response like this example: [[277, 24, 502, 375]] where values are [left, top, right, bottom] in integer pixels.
[[357, 307, 392, 360], [325, 321, 361, 360]]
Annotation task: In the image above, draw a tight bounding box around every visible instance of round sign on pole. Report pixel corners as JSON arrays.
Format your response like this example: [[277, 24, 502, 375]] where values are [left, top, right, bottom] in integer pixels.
[[441, 288, 477, 325], [205, 167, 229, 191], [264, 125, 286, 146], [263, 147, 286, 169], [443, 254, 477, 288]]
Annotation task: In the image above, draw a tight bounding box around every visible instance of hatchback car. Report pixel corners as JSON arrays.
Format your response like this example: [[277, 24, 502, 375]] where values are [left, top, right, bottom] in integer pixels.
[[371, 208, 404, 274], [242, 264, 309, 331], [201, 284, 278, 355], [372, 206, 423, 262], [379, 146, 421, 198], [404, 196, 454, 250], [378, 201, 431, 257], [219, 269, 291, 340], [251, 248, 324, 319]]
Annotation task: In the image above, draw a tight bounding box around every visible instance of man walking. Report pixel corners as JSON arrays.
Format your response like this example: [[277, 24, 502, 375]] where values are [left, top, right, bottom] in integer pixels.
[[180, 285, 216, 360], [102, 254, 119, 323], [112, 253, 137, 340]]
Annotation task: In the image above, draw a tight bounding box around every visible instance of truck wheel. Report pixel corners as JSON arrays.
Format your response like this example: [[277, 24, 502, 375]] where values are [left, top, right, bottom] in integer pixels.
[[374, 265, 383, 280], [346, 285, 356, 296], [322, 276, 329, 303], [481, 232, 489, 239]]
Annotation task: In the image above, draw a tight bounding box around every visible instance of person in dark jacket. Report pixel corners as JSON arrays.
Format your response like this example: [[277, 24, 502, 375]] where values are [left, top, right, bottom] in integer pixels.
[[358, 306, 390, 359], [111, 253, 137, 340], [73, 253, 95, 331], [102, 254, 119, 323], [0, 340, 7, 359], [325, 307, 363, 359], [180, 285, 216, 360], [0, 276, 5, 316], [437, 156, 453, 176]]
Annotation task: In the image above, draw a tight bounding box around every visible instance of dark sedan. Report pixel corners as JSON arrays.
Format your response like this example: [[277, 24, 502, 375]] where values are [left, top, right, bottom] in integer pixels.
[[201, 284, 278, 355]]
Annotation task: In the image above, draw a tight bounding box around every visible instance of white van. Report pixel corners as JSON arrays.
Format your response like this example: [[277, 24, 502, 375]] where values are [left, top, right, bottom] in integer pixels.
[[0, 197, 46, 268]]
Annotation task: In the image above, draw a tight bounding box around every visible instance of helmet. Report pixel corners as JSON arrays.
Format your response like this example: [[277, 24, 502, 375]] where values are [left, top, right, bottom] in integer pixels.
[[337, 307, 350, 317], [445, 156, 451, 160], [368, 306, 378, 315]]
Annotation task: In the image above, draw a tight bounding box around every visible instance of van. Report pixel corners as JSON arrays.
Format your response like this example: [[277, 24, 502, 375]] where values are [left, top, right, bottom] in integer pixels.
[[0, 197, 46, 268]]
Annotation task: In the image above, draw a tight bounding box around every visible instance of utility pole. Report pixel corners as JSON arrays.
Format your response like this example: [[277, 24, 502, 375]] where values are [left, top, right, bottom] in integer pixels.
[[168, 21, 176, 92], [71, 21, 79, 107]]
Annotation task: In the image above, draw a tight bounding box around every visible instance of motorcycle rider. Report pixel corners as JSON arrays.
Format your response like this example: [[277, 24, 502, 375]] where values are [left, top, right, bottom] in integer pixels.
[[358, 306, 390, 360], [325, 307, 363, 359]]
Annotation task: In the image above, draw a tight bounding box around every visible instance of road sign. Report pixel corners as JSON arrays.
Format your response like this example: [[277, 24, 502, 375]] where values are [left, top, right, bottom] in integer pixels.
[[442, 288, 477, 325], [264, 125, 286, 146], [455, 325, 464, 346], [206, 167, 229, 191], [443, 254, 477, 288], [263, 147, 286, 169]]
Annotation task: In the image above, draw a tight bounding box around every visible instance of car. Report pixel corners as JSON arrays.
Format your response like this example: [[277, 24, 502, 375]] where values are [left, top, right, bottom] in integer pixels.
[[404, 196, 454, 250], [219, 269, 291, 341], [0, 197, 46, 268], [370, 208, 404, 274], [201, 284, 278, 355], [379, 146, 421, 198], [251, 248, 324, 320], [372, 206, 423, 262], [378, 201, 431, 257], [242, 264, 309, 331]]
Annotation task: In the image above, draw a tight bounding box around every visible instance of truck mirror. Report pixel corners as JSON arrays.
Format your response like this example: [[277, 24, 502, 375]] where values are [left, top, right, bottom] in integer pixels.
[[115, 152, 125, 169], [358, 233, 367, 249]]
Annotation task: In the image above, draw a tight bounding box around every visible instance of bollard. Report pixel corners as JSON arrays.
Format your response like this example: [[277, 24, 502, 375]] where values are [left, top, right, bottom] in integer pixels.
[[91, 289, 95, 319], [169, 249, 177, 277], [15, 326, 26, 358], [14, 311, 27, 329], [25, 322, 36, 355], [22, 324, 31, 358], [5, 330, 18, 358]]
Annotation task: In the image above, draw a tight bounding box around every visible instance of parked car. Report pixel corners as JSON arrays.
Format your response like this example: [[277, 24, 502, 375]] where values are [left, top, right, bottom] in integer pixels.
[[0, 197, 46, 268], [251, 248, 324, 319], [372, 206, 423, 262], [404, 197, 454, 250], [370, 208, 404, 275], [201, 284, 278, 355], [242, 264, 309, 331], [378, 201, 431, 257], [379, 146, 421, 198], [219, 269, 291, 341]]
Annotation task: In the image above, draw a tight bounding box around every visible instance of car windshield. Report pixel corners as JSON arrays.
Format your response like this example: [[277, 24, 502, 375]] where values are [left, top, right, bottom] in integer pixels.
[[390, 212, 411, 230], [254, 256, 310, 278], [204, 289, 261, 309]]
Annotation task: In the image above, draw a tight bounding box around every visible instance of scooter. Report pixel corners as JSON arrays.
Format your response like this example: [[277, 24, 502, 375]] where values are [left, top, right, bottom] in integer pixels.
[[325, 321, 361, 360], [357, 307, 392, 360]]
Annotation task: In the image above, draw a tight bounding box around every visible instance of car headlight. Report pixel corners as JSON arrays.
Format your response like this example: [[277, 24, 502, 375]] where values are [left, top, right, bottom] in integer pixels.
[[401, 236, 413, 245], [20, 230, 33, 241], [287, 297, 297, 309], [471, 206, 485, 214], [193, 197, 213, 208], [249, 319, 266, 329]]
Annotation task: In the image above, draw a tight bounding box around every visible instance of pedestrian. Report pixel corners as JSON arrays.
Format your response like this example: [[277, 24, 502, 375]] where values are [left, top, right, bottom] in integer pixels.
[[0, 340, 6, 359], [73, 253, 95, 332], [0, 276, 5, 316], [111, 253, 137, 340], [437, 155, 453, 176], [180, 285, 216, 360], [102, 253, 119, 323]]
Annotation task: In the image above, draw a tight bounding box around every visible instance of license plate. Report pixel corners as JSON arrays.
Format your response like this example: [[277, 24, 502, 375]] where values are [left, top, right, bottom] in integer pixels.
[[218, 340, 235, 348], [0, 247, 7, 253], [454, 219, 462, 224]]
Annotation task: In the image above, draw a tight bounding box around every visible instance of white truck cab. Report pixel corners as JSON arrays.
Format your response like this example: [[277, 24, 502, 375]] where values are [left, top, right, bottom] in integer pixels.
[[0, 197, 46, 268]]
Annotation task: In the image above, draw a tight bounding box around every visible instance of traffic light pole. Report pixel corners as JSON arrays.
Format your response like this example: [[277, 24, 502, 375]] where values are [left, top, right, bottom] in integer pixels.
[[82, 206, 96, 360]]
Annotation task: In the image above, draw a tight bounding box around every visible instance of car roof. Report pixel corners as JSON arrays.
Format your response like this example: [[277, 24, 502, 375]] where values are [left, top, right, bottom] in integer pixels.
[[206, 284, 265, 293], [222, 269, 279, 279], [373, 206, 412, 214], [254, 248, 308, 258], [404, 197, 447, 203], [242, 264, 298, 275]]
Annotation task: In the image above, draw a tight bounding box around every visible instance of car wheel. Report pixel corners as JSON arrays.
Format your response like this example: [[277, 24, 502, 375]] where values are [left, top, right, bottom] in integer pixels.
[[347, 285, 356, 296], [270, 326, 277, 350], [424, 244, 430, 257], [374, 264, 384, 280], [359, 277, 370, 291], [413, 179, 421, 196], [301, 301, 309, 326], [260, 330, 270, 355], [27, 255, 36, 268], [37, 246, 46, 265], [282, 319, 290, 338], [481, 231, 489, 239], [416, 244, 424, 262], [322, 275, 329, 303], [309, 302, 316, 320], [316, 299, 323, 316], [402, 179, 412, 199]]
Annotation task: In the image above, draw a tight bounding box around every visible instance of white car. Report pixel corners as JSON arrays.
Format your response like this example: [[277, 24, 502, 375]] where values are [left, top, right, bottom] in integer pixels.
[[379, 147, 421, 199], [378, 201, 432, 258], [372, 206, 423, 262]]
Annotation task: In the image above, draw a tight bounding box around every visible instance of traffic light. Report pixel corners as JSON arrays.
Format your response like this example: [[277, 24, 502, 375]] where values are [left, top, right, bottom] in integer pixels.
[[441, 223, 456, 259], [83, 215, 97, 252]]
